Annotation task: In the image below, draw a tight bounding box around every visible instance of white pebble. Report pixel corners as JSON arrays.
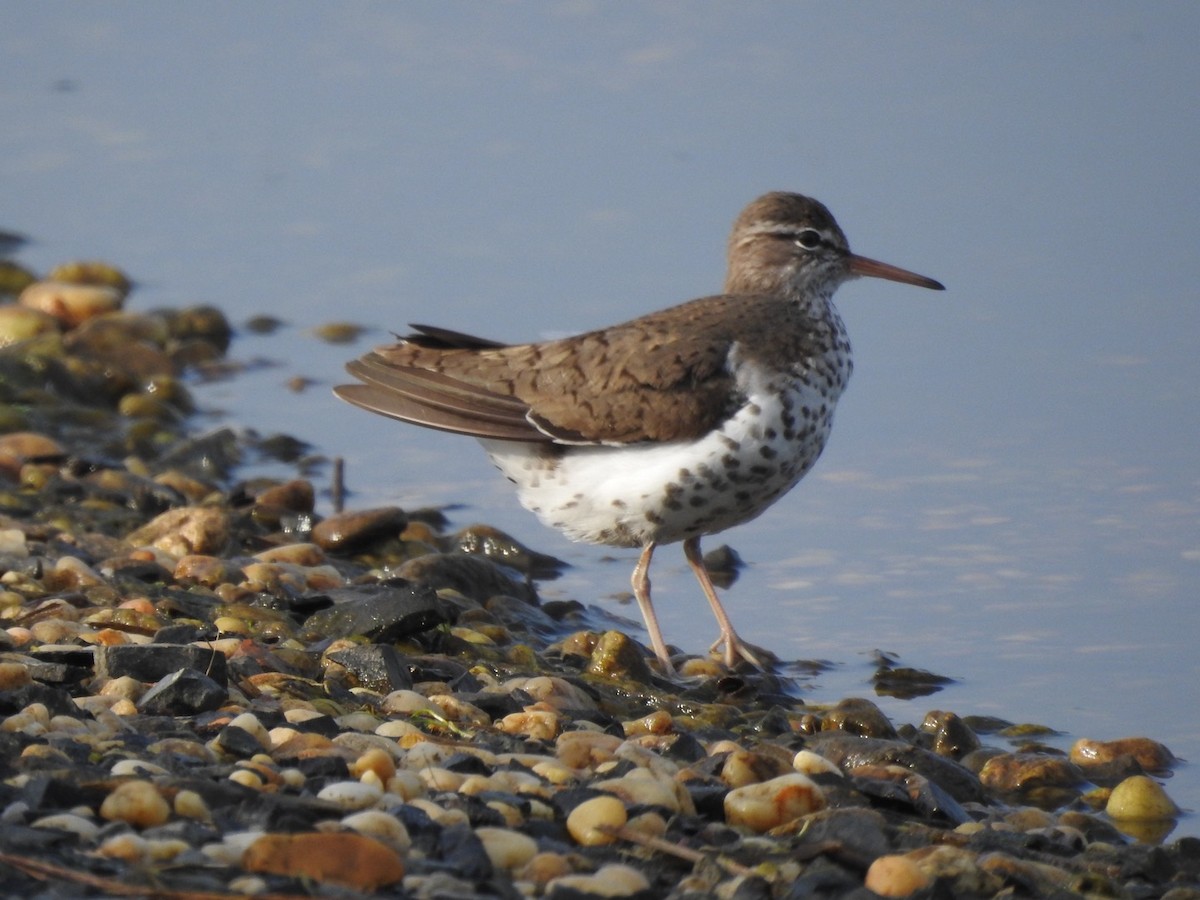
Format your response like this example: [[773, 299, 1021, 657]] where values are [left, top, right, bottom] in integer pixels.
[[793, 749, 842, 777], [111, 759, 169, 777], [317, 780, 382, 811], [31, 813, 99, 842]]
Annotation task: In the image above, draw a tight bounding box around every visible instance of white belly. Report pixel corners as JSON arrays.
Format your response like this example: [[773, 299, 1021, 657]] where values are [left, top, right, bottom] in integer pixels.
[[480, 369, 842, 549]]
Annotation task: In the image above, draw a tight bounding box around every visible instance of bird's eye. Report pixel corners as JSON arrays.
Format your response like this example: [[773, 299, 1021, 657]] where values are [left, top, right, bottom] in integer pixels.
[[794, 229, 822, 250]]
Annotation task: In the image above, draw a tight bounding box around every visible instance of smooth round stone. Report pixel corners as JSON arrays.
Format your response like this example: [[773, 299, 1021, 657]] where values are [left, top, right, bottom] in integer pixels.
[[978, 753, 1085, 791], [0, 661, 32, 690], [402, 740, 459, 769], [724, 772, 826, 832], [476, 826, 538, 871], [96, 833, 149, 862], [865, 854, 932, 897], [46, 260, 132, 295], [1106, 775, 1180, 821], [0, 304, 60, 347], [254, 542, 327, 566], [311, 507, 407, 552], [174, 789, 212, 822], [228, 770, 264, 790], [32, 812, 100, 842], [241, 831, 405, 892], [417, 767, 465, 792], [19, 280, 123, 326], [623, 709, 673, 737], [721, 748, 791, 788], [793, 749, 842, 777], [1070, 737, 1176, 773], [316, 780, 383, 811], [254, 479, 315, 513], [99, 780, 171, 829], [517, 851, 573, 887], [566, 795, 627, 846], [348, 747, 397, 782], [547, 863, 650, 897], [341, 810, 411, 851]]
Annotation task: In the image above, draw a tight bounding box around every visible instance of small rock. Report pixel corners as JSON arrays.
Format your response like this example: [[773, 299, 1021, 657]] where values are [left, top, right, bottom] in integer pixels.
[[19, 280, 123, 327], [978, 752, 1085, 792], [99, 780, 170, 829], [1106, 774, 1180, 821], [96, 643, 228, 687], [821, 697, 898, 738], [475, 826, 538, 871], [566, 795, 627, 846], [316, 780, 383, 811], [126, 506, 230, 557], [0, 305, 60, 348], [865, 854, 931, 897], [241, 832, 404, 891], [137, 668, 228, 715], [547, 863, 651, 897], [724, 772, 825, 832], [1071, 737, 1177, 773], [453, 524, 566, 578], [299, 582, 447, 642]]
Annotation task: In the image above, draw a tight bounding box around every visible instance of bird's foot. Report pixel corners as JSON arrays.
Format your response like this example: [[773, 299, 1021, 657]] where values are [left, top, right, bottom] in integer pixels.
[[709, 632, 772, 670]]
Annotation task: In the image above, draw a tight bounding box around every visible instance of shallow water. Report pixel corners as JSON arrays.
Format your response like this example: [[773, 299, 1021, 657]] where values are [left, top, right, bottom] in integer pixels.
[[4, 5, 1197, 837]]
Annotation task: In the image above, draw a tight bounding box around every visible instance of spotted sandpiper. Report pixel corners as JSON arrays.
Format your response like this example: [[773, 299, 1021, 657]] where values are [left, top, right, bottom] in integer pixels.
[[335, 192, 944, 672]]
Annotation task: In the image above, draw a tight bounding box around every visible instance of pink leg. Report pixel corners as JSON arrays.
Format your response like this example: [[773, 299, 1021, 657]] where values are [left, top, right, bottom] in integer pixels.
[[631, 542, 675, 672], [682, 536, 764, 669]]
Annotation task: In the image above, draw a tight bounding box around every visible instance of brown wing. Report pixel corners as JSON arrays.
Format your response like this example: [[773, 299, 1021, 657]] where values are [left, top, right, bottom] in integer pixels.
[[336, 294, 802, 445]]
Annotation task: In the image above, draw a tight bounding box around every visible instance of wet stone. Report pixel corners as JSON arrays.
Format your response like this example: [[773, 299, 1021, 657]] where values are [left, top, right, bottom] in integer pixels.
[[311, 505, 407, 552], [454, 523, 568, 578], [326, 644, 415, 693], [919, 709, 981, 759], [96, 643, 228, 688], [806, 733, 987, 804], [397, 551, 538, 605], [821, 697, 899, 739], [136, 667, 228, 715], [298, 582, 447, 642], [978, 752, 1086, 793]]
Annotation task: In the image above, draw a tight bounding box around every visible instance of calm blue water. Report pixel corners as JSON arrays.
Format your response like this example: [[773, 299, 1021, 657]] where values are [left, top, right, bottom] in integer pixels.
[[4, 4, 1197, 837]]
